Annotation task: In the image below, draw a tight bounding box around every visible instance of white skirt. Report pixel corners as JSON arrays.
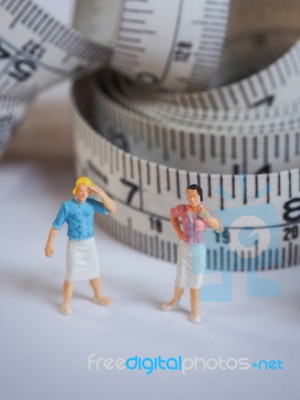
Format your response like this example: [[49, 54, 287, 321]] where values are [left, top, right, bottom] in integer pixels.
[[66, 237, 100, 282], [175, 241, 207, 289]]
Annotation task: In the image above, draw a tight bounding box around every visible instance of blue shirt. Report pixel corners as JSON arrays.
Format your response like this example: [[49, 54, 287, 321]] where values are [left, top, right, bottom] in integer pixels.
[[52, 198, 109, 240]]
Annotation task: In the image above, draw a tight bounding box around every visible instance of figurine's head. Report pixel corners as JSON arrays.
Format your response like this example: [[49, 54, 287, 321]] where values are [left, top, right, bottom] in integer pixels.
[[186, 184, 203, 207], [73, 176, 94, 203]]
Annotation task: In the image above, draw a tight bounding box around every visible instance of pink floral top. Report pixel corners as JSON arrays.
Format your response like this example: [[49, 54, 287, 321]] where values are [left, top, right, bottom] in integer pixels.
[[170, 204, 211, 244]]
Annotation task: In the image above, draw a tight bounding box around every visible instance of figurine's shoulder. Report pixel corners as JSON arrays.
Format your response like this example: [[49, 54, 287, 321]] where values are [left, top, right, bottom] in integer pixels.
[[86, 197, 97, 205], [62, 198, 74, 205], [86, 197, 102, 208], [59, 198, 76, 211], [86, 198, 109, 214], [63, 198, 75, 206], [170, 204, 187, 216]]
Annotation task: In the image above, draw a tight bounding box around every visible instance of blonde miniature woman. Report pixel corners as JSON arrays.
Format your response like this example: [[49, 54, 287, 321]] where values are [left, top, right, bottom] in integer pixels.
[[45, 177, 116, 315]]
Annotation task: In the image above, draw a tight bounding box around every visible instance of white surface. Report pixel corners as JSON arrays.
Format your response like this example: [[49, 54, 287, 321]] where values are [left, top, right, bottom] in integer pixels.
[[1, 1, 300, 399]]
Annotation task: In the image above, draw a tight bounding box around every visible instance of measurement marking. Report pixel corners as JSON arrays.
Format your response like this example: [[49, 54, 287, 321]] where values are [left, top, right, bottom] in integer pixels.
[[162, 127, 169, 161], [274, 62, 286, 85], [282, 55, 293, 76], [277, 172, 281, 196], [207, 174, 212, 197], [116, 43, 145, 52], [160, 0, 183, 85], [118, 36, 141, 43], [121, 18, 146, 24], [197, 173, 201, 189], [220, 135, 225, 164], [119, 27, 156, 35], [146, 161, 150, 185], [242, 137, 248, 173], [228, 86, 238, 106], [176, 170, 181, 199], [285, 133, 289, 162], [266, 174, 270, 203], [170, 129, 177, 152], [189, 133, 195, 157], [154, 125, 160, 148], [290, 46, 300, 73], [125, 0, 148, 3], [179, 130, 185, 159], [124, 8, 153, 14], [274, 135, 279, 158], [239, 81, 251, 107], [294, 244, 299, 266], [210, 135, 216, 158], [156, 164, 161, 194], [185, 171, 190, 189], [263, 136, 268, 166], [166, 167, 170, 191]]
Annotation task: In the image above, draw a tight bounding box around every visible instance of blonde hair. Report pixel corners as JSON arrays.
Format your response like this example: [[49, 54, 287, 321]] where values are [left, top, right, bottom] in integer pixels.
[[72, 176, 94, 195]]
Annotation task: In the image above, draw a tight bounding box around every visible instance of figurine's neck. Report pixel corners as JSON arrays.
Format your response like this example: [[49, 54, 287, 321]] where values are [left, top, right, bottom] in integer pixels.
[[74, 196, 87, 204], [187, 204, 203, 211]]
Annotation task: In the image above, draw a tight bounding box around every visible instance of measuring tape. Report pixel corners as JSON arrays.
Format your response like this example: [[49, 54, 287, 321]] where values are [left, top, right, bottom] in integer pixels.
[[1, 0, 300, 270]]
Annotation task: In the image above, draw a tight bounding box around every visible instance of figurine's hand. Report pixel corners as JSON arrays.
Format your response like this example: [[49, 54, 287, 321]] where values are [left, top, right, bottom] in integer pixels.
[[89, 185, 103, 196], [45, 243, 54, 257], [199, 208, 224, 233], [89, 185, 117, 213]]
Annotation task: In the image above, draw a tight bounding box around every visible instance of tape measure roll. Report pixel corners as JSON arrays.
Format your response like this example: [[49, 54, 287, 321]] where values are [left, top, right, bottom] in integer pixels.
[[0, 0, 110, 98], [73, 0, 231, 91], [1, 0, 300, 270], [72, 73, 300, 271], [0, 97, 28, 151], [92, 69, 300, 175], [0, 0, 229, 153]]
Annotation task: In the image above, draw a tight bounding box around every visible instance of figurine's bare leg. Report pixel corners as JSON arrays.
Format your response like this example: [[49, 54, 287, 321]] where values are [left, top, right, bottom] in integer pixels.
[[190, 288, 201, 323], [61, 280, 73, 315], [90, 277, 112, 306], [162, 287, 184, 310]]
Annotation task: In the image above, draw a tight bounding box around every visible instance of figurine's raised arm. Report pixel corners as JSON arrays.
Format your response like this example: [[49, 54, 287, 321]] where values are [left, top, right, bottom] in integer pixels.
[[199, 208, 224, 233], [89, 185, 117, 214]]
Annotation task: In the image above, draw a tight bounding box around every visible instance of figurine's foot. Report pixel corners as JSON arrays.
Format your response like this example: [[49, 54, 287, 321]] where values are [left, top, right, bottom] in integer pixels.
[[94, 296, 113, 306], [60, 304, 72, 316], [190, 312, 202, 324], [161, 300, 179, 311]]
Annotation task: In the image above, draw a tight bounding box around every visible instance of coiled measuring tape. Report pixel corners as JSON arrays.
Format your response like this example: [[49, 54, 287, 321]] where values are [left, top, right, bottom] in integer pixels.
[[1, 0, 300, 270]]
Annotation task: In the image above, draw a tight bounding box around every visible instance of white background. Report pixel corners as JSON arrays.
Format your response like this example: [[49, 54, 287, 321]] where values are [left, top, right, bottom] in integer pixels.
[[1, 1, 300, 399]]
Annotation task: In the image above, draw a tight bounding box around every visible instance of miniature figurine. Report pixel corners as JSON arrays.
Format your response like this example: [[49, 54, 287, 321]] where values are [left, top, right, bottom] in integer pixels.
[[45, 176, 117, 315], [162, 184, 223, 324]]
